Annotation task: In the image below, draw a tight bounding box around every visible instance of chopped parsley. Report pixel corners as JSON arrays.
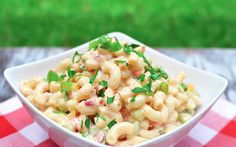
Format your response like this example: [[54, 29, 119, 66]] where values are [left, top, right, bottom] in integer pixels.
[[180, 83, 188, 91], [138, 74, 145, 82], [115, 60, 126, 63], [107, 119, 117, 129], [156, 68, 169, 79], [85, 117, 90, 135], [150, 72, 162, 80], [89, 40, 99, 51], [123, 44, 140, 55], [89, 69, 99, 85], [132, 50, 152, 68], [47, 70, 60, 82], [130, 44, 140, 49], [115, 59, 128, 66], [59, 74, 66, 80], [99, 115, 106, 121], [131, 87, 147, 93], [89, 36, 122, 52], [107, 96, 115, 104], [98, 35, 110, 44], [142, 78, 152, 95], [132, 78, 152, 96], [130, 96, 136, 103], [109, 41, 122, 52], [97, 80, 108, 97], [96, 113, 107, 122], [97, 89, 105, 97], [53, 110, 65, 114], [66, 66, 76, 80], [148, 67, 169, 81], [81, 120, 84, 136], [99, 80, 108, 88], [123, 44, 132, 54], [159, 82, 169, 94], [72, 51, 83, 63]]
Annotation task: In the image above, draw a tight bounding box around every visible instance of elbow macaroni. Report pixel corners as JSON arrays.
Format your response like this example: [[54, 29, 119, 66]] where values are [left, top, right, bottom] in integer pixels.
[[19, 36, 201, 146]]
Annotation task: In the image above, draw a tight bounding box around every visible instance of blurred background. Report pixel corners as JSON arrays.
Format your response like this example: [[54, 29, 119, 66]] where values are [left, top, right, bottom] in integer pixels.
[[0, 0, 235, 47]]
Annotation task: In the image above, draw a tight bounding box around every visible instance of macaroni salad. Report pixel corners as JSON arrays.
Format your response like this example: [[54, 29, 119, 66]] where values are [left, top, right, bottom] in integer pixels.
[[20, 36, 201, 146]]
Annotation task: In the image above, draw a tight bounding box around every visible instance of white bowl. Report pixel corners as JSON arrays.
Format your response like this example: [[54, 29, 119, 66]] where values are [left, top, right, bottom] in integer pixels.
[[4, 32, 228, 147]]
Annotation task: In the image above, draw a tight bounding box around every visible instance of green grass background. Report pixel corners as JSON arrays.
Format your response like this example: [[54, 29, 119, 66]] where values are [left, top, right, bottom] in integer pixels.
[[0, 0, 235, 47]]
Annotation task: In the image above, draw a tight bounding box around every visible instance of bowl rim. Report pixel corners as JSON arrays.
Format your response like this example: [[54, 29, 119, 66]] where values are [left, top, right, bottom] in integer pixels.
[[4, 32, 228, 147]]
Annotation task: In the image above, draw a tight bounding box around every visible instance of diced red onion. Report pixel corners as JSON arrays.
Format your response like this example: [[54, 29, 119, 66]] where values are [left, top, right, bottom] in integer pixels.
[[84, 100, 94, 106]]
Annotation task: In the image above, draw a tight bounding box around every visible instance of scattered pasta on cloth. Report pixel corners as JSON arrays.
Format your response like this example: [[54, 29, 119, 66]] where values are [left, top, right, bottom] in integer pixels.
[[0, 96, 236, 147]]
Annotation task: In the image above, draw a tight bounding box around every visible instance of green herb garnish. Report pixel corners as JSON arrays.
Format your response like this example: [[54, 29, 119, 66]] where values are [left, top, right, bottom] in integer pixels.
[[97, 89, 105, 97], [99, 80, 108, 88], [180, 83, 188, 91], [130, 96, 136, 103], [59, 74, 66, 80], [107, 96, 115, 104], [130, 44, 140, 49], [138, 74, 145, 82], [156, 68, 168, 79], [97, 80, 108, 97], [47, 70, 60, 82], [149, 67, 168, 80], [107, 119, 117, 129], [132, 50, 152, 68], [115, 60, 126, 63], [132, 78, 152, 96], [131, 87, 147, 93], [142, 78, 152, 96], [98, 36, 110, 44], [159, 82, 169, 94], [123, 44, 132, 54], [53, 110, 65, 114], [100, 115, 106, 121], [89, 40, 99, 51], [150, 72, 162, 80], [109, 41, 122, 52], [66, 66, 76, 80], [123, 44, 140, 55], [72, 51, 83, 63], [89, 36, 122, 52], [96, 113, 107, 122], [115, 60, 128, 66], [61, 81, 73, 92], [89, 69, 99, 84], [81, 120, 84, 136], [85, 117, 90, 135]]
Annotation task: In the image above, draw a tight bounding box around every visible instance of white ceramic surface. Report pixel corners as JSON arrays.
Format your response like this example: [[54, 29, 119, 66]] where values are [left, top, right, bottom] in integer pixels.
[[4, 32, 228, 147]]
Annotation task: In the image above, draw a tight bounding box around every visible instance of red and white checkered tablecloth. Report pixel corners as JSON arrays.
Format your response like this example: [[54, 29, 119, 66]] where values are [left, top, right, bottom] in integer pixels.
[[1, 96, 236, 147]]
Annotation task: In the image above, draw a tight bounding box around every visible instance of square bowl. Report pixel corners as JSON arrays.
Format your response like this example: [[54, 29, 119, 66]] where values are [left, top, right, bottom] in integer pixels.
[[4, 32, 228, 147]]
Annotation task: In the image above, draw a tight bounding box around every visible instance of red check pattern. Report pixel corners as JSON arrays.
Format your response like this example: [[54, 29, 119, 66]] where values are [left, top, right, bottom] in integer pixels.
[[1, 96, 236, 147]]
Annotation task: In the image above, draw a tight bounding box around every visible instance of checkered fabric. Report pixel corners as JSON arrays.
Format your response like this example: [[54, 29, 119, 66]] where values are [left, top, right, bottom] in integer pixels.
[[1, 96, 236, 147]]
